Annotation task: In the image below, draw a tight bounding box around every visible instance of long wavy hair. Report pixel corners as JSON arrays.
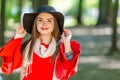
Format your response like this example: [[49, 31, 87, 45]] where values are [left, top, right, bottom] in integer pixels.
[[21, 13, 61, 61]]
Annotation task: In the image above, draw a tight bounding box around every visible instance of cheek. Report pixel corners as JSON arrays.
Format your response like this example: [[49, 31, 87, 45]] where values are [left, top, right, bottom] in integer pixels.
[[37, 23, 42, 28], [50, 25, 54, 31], [36, 25, 41, 32]]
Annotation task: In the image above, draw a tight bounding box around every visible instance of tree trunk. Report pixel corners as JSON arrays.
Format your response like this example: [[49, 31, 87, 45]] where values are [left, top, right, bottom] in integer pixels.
[[96, 0, 110, 25], [18, 0, 22, 22], [0, 0, 5, 47], [109, 0, 119, 55], [77, 0, 82, 25], [32, 0, 48, 11]]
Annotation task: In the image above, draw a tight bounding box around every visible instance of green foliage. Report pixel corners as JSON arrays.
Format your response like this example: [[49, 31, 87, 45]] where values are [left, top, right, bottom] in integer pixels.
[[83, 0, 98, 8], [83, 16, 97, 26], [64, 16, 78, 27], [65, 0, 99, 16], [64, 0, 80, 16], [117, 17, 120, 25], [5, 0, 20, 22], [49, 0, 80, 16]]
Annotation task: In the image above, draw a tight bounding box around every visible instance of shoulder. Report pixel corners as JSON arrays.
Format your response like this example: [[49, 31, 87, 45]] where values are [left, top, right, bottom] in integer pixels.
[[70, 40, 81, 51], [60, 40, 80, 51], [70, 40, 80, 47]]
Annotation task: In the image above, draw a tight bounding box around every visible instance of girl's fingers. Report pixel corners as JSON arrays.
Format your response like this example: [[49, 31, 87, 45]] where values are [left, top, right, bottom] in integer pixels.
[[17, 25, 25, 34], [14, 26, 27, 39], [63, 29, 70, 37]]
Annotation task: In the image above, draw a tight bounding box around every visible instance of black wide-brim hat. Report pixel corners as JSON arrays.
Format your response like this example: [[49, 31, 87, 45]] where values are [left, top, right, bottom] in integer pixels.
[[23, 5, 64, 34]]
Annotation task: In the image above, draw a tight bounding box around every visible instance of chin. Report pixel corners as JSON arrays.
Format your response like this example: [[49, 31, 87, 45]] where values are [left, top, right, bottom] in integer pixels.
[[40, 32, 51, 35]]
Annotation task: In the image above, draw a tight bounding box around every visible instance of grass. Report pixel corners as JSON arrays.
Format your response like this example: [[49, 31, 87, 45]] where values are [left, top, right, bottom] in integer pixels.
[[70, 63, 120, 80], [1, 73, 20, 80]]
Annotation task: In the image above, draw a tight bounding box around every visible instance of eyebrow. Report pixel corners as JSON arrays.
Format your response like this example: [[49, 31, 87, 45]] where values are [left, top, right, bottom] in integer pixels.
[[37, 17, 53, 20]]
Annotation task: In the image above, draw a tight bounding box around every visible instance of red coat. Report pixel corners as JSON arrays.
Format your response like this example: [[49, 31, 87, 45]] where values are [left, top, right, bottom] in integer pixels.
[[0, 38, 80, 80]]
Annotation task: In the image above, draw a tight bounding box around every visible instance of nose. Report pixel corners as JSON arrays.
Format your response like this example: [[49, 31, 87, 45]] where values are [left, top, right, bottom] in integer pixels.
[[42, 21, 47, 26]]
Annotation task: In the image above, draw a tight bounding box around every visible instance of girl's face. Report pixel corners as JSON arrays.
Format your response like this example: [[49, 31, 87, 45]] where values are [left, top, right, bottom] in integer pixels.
[[36, 12, 54, 35]]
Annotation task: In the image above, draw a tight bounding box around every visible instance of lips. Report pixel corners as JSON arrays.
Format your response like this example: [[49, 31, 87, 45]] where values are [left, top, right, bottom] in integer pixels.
[[41, 28, 48, 30]]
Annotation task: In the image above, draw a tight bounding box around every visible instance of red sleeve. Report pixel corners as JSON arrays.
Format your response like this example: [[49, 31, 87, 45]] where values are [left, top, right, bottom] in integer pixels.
[[0, 38, 23, 74], [56, 41, 80, 79]]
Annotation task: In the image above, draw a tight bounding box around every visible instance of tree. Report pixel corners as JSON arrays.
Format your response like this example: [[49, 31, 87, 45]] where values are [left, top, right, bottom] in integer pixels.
[[77, 0, 83, 25], [32, 0, 49, 11], [16, 0, 22, 22], [109, 0, 119, 55], [0, 0, 6, 47], [96, 0, 111, 25]]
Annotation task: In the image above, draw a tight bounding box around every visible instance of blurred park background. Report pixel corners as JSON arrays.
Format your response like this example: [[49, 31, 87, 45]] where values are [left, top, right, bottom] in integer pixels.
[[0, 0, 120, 80]]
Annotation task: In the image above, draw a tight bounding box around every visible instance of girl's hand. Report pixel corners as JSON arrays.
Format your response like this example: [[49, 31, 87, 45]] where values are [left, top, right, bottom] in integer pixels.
[[61, 29, 72, 53], [14, 25, 26, 39], [61, 29, 72, 43]]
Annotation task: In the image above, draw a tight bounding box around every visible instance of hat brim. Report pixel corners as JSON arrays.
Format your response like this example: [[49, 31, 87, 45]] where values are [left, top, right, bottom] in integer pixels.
[[23, 12, 64, 34]]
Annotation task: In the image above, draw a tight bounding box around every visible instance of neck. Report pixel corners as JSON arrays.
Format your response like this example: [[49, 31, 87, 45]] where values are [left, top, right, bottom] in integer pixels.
[[39, 34, 52, 44]]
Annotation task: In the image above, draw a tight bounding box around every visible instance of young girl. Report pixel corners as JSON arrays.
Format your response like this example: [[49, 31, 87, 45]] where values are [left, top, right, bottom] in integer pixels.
[[0, 5, 80, 80]]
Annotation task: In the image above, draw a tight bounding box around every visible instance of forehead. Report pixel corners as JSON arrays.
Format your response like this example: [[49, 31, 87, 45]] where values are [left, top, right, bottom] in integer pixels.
[[37, 12, 54, 18]]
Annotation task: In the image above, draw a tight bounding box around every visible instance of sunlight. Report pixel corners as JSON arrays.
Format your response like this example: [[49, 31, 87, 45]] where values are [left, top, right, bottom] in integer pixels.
[[92, 27, 112, 36], [11, 7, 18, 15], [79, 56, 120, 69], [70, 27, 113, 36], [64, 16, 77, 27]]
